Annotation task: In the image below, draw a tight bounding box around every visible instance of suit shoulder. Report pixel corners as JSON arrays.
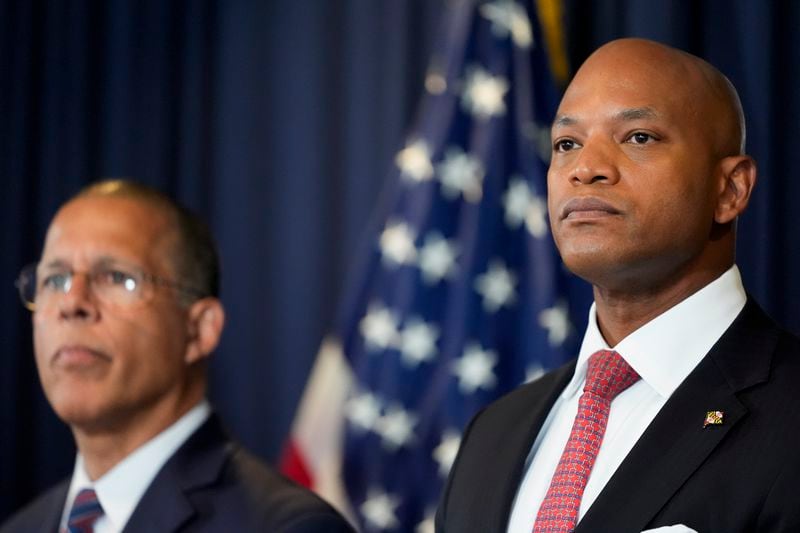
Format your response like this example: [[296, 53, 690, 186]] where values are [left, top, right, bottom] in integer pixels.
[[451, 360, 574, 470], [226, 447, 355, 532], [775, 325, 800, 357], [0, 480, 67, 533], [744, 307, 800, 397], [469, 359, 575, 429], [757, 326, 800, 403]]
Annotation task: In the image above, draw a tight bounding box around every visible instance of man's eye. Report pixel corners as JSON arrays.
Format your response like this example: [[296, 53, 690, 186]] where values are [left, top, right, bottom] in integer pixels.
[[41, 273, 69, 291], [554, 139, 578, 152], [627, 132, 655, 144], [98, 270, 138, 291]]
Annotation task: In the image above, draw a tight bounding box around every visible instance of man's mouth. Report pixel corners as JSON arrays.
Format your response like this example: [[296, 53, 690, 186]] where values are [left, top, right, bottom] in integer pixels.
[[52, 345, 110, 369], [561, 197, 621, 220]]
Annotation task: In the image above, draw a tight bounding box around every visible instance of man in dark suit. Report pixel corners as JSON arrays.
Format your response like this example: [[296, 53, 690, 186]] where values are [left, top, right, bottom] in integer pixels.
[[436, 38, 800, 532], [2, 180, 354, 532]]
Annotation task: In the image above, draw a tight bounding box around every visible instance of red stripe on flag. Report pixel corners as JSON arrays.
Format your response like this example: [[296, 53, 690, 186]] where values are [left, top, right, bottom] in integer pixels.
[[279, 440, 314, 489]]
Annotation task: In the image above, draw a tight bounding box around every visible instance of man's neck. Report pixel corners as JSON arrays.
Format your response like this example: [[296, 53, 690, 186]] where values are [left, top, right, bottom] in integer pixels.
[[593, 265, 731, 347], [72, 392, 203, 480]]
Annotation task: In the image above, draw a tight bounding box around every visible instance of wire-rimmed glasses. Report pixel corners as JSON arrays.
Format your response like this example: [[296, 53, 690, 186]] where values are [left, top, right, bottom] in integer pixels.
[[14, 261, 206, 311]]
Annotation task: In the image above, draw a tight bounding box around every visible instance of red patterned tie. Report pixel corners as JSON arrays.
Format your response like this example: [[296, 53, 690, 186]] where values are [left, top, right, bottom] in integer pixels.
[[66, 488, 104, 533], [532, 350, 640, 533]]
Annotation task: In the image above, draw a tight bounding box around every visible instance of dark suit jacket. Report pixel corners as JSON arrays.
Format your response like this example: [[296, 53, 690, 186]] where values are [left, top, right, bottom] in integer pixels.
[[1, 414, 355, 533], [436, 299, 800, 532]]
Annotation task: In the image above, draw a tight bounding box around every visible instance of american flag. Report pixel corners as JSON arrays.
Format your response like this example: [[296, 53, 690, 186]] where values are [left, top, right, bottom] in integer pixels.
[[282, 1, 584, 531]]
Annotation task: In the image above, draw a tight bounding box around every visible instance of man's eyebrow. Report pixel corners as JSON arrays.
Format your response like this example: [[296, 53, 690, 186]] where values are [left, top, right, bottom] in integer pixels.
[[39, 255, 124, 270], [553, 115, 577, 127], [615, 107, 658, 121], [93, 256, 124, 267], [552, 107, 659, 128], [39, 259, 68, 270]]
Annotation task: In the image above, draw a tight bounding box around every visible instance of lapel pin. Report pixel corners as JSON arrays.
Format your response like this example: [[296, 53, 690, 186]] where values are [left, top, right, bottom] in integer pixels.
[[703, 410, 724, 428]]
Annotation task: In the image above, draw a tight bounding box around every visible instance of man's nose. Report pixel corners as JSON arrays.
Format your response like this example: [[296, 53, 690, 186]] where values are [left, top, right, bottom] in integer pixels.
[[57, 274, 100, 321], [569, 140, 621, 185]]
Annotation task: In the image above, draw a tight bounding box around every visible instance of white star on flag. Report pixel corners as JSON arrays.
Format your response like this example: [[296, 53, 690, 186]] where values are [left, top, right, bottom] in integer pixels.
[[398, 317, 440, 367], [525, 363, 546, 383], [474, 259, 517, 312], [345, 391, 382, 432], [415, 512, 436, 533], [376, 404, 418, 450], [461, 65, 509, 120], [452, 343, 498, 393], [360, 303, 400, 351], [361, 489, 401, 530], [502, 177, 548, 238], [502, 176, 533, 227], [380, 221, 417, 267], [525, 193, 548, 238], [432, 430, 462, 477], [539, 300, 571, 347], [417, 231, 459, 284], [479, 0, 533, 48], [425, 67, 448, 95], [396, 139, 435, 182], [436, 147, 485, 203]]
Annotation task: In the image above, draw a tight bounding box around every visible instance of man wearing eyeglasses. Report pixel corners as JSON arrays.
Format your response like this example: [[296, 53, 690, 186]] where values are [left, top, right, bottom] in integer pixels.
[[1, 180, 354, 533]]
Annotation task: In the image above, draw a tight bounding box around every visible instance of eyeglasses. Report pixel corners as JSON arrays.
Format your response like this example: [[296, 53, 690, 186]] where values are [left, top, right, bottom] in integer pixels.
[[14, 262, 207, 311]]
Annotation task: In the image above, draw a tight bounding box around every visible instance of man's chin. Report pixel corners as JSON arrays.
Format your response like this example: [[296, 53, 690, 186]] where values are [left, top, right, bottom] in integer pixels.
[[559, 249, 614, 283], [560, 252, 648, 293], [49, 393, 118, 433]]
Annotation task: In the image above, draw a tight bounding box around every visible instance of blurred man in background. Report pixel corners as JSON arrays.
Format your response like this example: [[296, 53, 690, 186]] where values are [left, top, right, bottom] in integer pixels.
[[1, 180, 353, 533]]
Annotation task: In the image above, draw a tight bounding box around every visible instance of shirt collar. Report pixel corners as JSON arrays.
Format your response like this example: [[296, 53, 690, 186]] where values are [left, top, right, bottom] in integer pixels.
[[63, 400, 211, 531], [565, 265, 746, 399]]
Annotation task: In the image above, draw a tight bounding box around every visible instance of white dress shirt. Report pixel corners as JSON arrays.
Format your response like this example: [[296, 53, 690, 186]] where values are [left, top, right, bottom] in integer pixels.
[[60, 400, 211, 533], [506, 266, 746, 533]]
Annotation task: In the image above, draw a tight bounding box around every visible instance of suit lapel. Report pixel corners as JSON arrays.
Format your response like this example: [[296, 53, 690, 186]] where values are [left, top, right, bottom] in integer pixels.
[[122, 415, 231, 533], [575, 355, 747, 532], [122, 471, 198, 533], [486, 361, 576, 531], [41, 480, 70, 533], [575, 299, 777, 532]]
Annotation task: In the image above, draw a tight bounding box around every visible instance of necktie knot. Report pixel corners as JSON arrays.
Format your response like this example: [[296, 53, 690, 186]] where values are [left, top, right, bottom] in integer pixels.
[[584, 349, 640, 401], [67, 488, 104, 533]]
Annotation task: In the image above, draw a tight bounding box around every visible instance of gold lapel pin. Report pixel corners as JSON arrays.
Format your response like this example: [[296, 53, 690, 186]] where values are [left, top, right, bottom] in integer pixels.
[[703, 410, 724, 428]]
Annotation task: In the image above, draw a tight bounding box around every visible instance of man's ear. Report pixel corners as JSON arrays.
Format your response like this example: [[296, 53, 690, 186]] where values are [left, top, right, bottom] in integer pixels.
[[184, 298, 225, 364], [715, 155, 757, 224]]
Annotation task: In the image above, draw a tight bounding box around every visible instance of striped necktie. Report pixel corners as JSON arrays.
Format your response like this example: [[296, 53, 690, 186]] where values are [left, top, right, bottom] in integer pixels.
[[66, 488, 104, 533]]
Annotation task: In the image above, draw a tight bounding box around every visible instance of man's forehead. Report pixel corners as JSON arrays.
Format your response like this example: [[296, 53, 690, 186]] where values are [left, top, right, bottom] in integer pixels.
[[554, 61, 700, 129], [49, 195, 172, 234], [553, 78, 686, 130], [42, 196, 176, 265]]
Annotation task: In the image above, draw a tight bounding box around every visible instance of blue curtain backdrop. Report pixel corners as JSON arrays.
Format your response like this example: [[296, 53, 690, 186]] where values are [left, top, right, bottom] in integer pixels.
[[1, 0, 798, 521]]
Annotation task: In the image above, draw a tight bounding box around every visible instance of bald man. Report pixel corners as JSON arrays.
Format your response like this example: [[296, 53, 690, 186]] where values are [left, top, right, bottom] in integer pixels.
[[436, 39, 800, 533]]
